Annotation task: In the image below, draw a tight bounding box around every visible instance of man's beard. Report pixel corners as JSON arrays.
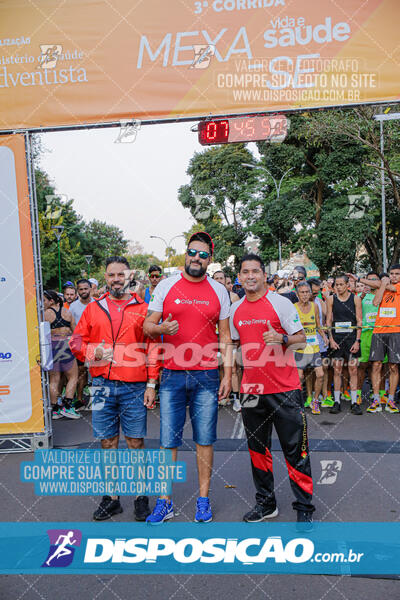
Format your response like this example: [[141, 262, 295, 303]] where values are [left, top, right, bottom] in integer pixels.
[[107, 284, 128, 298], [185, 262, 207, 278]]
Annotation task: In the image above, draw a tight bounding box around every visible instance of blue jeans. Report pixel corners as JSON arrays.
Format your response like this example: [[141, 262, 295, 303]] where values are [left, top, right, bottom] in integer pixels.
[[159, 369, 219, 448], [91, 376, 147, 440]]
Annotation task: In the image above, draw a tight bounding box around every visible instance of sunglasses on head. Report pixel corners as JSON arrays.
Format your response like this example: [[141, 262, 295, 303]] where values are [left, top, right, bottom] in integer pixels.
[[187, 248, 210, 259]]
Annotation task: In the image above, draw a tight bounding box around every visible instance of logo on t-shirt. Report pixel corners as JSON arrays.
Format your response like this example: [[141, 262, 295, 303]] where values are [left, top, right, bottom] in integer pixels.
[[174, 298, 209, 306], [238, 318, 267, 326]]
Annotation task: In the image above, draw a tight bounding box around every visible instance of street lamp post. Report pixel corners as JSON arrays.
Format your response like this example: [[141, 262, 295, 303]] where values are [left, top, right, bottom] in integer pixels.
[[84, 255, 93, 277], [242, 163, 294, 269], [373, 111, 400, 272], [52, 225, 64, 292], [150, 235, 186, 268]]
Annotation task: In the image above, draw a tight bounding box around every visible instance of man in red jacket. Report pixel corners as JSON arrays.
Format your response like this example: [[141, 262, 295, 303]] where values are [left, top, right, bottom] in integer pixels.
[[70, 256, 160, 522]]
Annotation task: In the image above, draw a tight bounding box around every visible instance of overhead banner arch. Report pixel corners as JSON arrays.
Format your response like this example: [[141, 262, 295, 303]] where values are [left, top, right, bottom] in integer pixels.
[[0, 0, 399, 131]]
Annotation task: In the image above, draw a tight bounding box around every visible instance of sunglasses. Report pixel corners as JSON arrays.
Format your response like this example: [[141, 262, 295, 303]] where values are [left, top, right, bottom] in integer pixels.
[[149, 273, 161, 278], [187, 248, 210, 259]]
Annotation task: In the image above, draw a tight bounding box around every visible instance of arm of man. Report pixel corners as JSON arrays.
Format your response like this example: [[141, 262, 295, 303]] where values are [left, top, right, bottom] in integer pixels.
[[350, 295, 362, 354], [218, 318, 232, 400], [144, 310, 179, 338], [315, 301, 329, 346], [373, 277, 390, 307], [326, 295, 339, 350]]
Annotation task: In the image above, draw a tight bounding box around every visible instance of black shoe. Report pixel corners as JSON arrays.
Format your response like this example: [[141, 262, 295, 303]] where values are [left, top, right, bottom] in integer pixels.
[[134, 495, 151, 521], [329, 402, 341, 414], [93, 496, 123, 521], [296, 510, 313, 532], [243, 504, 279, 522], [350, 403, 363, 415]]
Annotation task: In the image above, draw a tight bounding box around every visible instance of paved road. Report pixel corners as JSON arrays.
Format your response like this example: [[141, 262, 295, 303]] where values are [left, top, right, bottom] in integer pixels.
[[1, 401, 399, 599]]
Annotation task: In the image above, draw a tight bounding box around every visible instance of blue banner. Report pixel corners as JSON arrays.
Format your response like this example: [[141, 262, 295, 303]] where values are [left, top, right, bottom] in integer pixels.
[[0, 522, 399, 574], [20, 450, 186, 496]]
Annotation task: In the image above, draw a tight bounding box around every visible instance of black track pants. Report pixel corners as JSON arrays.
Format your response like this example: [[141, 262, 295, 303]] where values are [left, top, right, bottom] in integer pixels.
[[240, 389, 315, 513]]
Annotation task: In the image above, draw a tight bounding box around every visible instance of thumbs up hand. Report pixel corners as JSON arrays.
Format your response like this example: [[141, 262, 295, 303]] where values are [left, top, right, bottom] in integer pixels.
[[161, 313, 179, 336], [94, 340, 115, 363], [262, 321, 283, 345]]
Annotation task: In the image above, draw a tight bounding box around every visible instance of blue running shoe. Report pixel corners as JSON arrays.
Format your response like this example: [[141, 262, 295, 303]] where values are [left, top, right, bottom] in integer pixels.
[[195, 497, 213, 523], [146, 498, 174, 525]]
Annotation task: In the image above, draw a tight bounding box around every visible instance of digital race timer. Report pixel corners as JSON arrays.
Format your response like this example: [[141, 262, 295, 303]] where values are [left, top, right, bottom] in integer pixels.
[[198, 115, 288, 146]]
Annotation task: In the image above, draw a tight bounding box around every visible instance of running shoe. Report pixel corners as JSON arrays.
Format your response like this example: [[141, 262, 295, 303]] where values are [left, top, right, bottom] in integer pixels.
[[296, 510, 313, 532], [366, 398, 382, 413], [380, 392, 388, 405], [51, 406, 63, 420], [311, 399, 321, 415], [134, 496, 151, 521], [93, 496, 123, 521], [146, 499, 174, 524], [60, 406, 81, 419], [304, 396, 312, 408], [350, 403, 363, 415], [321, 396, 334, 408], [385, 399, 399, 414], [195, 497, 213, 523], [329, 402, 341, 414], [72, 399, 86, 411], [232, 397, 241, 412], [341, 390, 351, 402], [243, 504, 279, 523]]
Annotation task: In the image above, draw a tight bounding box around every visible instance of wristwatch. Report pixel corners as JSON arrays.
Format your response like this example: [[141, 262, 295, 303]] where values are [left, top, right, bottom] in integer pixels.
[[282, 334, 289, 345], [146, 382, 156, 389]]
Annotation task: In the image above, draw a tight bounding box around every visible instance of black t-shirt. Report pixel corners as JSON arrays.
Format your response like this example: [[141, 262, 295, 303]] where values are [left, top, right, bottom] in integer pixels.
[[281, 291, 298, 304]]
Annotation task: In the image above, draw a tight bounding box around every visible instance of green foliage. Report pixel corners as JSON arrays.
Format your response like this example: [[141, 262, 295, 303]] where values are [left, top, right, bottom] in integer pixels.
[[178, 144, 257, 269]]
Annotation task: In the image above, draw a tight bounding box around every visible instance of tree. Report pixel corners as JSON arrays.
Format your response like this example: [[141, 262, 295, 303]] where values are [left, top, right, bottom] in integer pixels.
[[242, 109, 400, 275], [36, 168, 85, 288], [178, 144, 257, 270], [35, 158, 129, 286]]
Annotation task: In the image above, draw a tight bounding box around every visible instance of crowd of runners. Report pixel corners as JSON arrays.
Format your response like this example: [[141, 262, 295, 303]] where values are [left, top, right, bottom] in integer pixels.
[[41, 232, 400, 526]]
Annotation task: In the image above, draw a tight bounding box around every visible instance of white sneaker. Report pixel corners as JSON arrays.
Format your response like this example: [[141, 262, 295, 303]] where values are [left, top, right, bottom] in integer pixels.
[[60, 406, 81, 419], [233, 397, 241, 412]]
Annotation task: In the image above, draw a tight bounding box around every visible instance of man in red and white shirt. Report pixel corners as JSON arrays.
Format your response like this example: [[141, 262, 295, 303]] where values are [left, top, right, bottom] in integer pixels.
[[230, 254, 315, 528], [144, 232, 232, 524]]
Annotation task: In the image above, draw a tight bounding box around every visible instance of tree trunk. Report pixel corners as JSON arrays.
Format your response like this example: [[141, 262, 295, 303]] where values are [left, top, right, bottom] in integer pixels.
[[364, 236, 382, 272], [390, 232, 400, 266], [315, 180, 324, 226]]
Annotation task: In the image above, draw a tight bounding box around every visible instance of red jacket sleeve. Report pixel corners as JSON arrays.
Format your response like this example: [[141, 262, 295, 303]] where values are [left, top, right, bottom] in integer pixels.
[[69, 307, 95, 363], [145, 335, 162, 380]]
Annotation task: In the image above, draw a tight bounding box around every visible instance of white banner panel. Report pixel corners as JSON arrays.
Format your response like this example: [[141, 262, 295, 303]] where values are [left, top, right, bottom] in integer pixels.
[[0, 135, 44, 433]]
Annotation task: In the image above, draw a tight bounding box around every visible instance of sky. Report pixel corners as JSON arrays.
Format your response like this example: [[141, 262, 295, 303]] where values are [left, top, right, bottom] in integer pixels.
[[40, 122, 203, 260]]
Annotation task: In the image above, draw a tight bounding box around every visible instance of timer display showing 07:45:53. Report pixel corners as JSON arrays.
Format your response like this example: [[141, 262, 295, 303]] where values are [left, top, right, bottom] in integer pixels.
[[198, 115, 288, 145]]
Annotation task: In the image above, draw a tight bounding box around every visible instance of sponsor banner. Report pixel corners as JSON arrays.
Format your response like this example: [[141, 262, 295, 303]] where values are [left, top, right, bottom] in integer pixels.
[[0, 0, 399, 131], [0, 135, 44, 434], [20, 449, 186, 496], [0, 522, 399, 574]]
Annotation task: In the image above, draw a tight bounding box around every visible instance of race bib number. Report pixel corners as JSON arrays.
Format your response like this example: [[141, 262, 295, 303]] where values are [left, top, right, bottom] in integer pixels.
[[335, 321, 352, 334], [379, 307, 396, 318], [365, 312, 376, 324], [306, 335, 317, 345]]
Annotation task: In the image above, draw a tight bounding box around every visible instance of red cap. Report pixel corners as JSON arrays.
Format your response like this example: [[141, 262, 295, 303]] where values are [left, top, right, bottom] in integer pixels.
[[188, 231, 214, 255]]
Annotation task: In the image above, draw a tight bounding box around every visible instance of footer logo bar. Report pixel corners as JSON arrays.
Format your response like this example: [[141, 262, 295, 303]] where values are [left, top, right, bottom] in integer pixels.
[[1, 523, 399, 574]]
